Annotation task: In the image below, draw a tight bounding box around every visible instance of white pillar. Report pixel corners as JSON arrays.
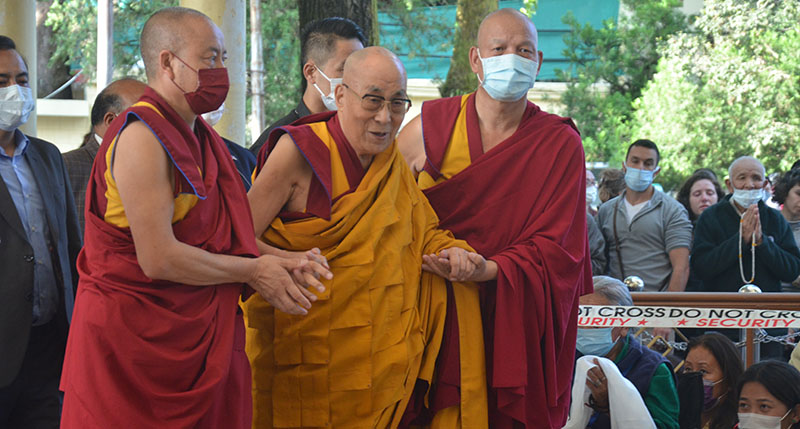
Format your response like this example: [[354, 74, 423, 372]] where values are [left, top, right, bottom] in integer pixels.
[[97, 0, 113, 91], [180, 0, 246, 145], [249, 0, 265, 140], [0, 0, 37, 135]]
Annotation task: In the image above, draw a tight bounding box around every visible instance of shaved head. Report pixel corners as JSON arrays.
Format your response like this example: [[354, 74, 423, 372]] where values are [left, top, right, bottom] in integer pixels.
[[729, 156, 765, 178], [477, 8, 538, 51], [140, 7, 215, 79], [343, 46, 406, 89]]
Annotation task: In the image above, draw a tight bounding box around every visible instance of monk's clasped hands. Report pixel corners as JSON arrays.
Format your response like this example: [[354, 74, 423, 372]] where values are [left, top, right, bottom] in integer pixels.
[[422, 247, 489, 282], [249, 251, 332, 316]]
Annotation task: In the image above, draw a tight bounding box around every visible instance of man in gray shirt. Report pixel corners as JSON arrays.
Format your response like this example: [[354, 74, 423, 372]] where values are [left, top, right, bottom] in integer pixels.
[[597, 139, 692, 292]]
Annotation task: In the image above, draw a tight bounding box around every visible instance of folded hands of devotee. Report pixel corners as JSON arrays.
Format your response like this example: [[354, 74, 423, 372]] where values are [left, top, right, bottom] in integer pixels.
[[249, 252, 332, 316], [422, 248, 497, 282], [741, 204, 763, 245]]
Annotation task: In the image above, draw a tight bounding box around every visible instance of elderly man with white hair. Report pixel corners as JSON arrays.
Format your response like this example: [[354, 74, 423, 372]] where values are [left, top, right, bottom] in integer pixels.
[[691, 156, 800, 293], [575, 276, 679, 429]]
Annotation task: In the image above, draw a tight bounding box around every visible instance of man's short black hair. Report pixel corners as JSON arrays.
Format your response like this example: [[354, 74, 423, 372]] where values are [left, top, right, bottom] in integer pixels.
[[299, 17, 366, 91], [625, 139, 660, 165], [0, 35, 16, 51], [90, 89, 123, 128], [0, 35, 29, 74]]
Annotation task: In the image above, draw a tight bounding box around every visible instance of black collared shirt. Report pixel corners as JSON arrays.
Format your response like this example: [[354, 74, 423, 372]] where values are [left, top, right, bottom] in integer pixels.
[[249, 100, 312, 157]]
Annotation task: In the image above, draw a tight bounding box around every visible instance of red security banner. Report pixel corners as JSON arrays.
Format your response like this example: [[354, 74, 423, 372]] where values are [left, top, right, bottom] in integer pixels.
[[578, 306, 800, 328]]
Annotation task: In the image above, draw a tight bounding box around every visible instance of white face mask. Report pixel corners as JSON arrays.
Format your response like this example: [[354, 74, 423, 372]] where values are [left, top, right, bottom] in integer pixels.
[[737, 408, 792, 429], [586, 185, 598, 205], [732, 185, 764, 208], [313, 68, 341, 111], [0, 85, 35, 131], [201, 102, 225, 127], [476, 50, 538, 102]]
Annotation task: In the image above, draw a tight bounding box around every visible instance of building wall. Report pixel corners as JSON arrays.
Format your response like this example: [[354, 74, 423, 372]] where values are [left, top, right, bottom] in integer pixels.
[[405, 80, 567, 128], [36, 99, 91, 153], [39, 80, 570, 152]]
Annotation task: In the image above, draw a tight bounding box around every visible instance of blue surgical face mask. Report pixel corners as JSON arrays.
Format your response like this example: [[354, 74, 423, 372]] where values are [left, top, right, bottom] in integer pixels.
[[624, 164, 659, 192], [0, 84, 35, 131], [476, 50, 538, 102], [731, 185, 764, 208], [576, 327, 616, 357]]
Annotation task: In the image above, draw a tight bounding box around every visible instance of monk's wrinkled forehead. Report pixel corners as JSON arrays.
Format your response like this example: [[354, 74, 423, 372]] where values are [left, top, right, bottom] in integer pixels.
[[343, 46, 407, 95], [477, 8, 538, 50]]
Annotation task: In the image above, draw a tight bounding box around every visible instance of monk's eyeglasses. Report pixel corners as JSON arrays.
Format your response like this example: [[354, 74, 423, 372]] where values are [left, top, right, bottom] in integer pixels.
[[341, 83, 412, 114]]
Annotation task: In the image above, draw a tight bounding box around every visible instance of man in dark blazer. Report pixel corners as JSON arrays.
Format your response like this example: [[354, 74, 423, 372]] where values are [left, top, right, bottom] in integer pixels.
[[0, 35, 81, 428], [63, 78, 145, 232]]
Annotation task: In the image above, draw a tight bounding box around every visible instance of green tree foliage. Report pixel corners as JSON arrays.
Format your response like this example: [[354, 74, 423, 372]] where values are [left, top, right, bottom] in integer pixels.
[[558, 0, 687, 165], [633, 0, 800, 190], [44, 0, 176, 81], [259, 0, 301, 127], [438, 0, 497, 98]]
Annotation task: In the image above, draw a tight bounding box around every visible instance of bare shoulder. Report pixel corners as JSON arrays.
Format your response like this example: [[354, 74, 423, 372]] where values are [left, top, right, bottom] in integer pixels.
[[397, 114, 425, 174], [258, 133, 312, 186], [113, 120, 169, 177]]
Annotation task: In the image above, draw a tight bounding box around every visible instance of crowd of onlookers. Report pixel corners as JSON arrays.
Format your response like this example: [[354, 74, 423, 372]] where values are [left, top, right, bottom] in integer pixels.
[[572, 275, 800, 429], [576, 139, 800, 428], [586, 140, 800, 295]]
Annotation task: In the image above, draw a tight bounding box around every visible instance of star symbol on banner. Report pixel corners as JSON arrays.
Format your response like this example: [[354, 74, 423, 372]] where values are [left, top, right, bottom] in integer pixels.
[[677, 319, 688, 326], [637, 319, 648, 326]]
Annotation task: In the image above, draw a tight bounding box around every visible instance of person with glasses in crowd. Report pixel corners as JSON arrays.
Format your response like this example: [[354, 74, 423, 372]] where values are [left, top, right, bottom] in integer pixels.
[[243, 46, 492, 428]]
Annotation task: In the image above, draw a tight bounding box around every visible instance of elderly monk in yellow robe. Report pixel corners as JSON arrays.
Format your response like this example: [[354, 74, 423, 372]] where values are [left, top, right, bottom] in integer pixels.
[[243, 46, 490, 428]]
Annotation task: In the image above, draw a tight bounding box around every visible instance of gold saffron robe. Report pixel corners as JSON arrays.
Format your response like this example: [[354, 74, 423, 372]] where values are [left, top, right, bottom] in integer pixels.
[[243, 114, 486, 428]]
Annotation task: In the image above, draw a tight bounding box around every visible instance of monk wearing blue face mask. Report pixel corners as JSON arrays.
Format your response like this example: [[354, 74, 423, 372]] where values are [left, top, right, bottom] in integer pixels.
[[398, 8, 593, 428]]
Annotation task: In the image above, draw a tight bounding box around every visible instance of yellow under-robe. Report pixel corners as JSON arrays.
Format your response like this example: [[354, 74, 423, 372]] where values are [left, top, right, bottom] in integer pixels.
[[415, 94, 486, 429], [243, 120, 486, 428]]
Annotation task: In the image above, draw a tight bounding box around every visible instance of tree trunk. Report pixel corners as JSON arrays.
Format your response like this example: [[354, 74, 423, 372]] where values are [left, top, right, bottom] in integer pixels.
[[36, 0, 73, 99], [297, 0, 378, 46], [249, 0, 265, 137], [438, 0, 497, 98]]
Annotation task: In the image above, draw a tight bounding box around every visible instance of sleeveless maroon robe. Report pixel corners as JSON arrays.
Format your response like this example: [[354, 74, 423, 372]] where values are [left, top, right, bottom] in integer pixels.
[[60, 87, 258, 428]]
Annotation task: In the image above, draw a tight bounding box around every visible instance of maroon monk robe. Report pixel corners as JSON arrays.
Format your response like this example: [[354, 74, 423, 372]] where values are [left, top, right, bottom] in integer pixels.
[[420, 95, 593, 428], [60, 87, 258, 428]]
